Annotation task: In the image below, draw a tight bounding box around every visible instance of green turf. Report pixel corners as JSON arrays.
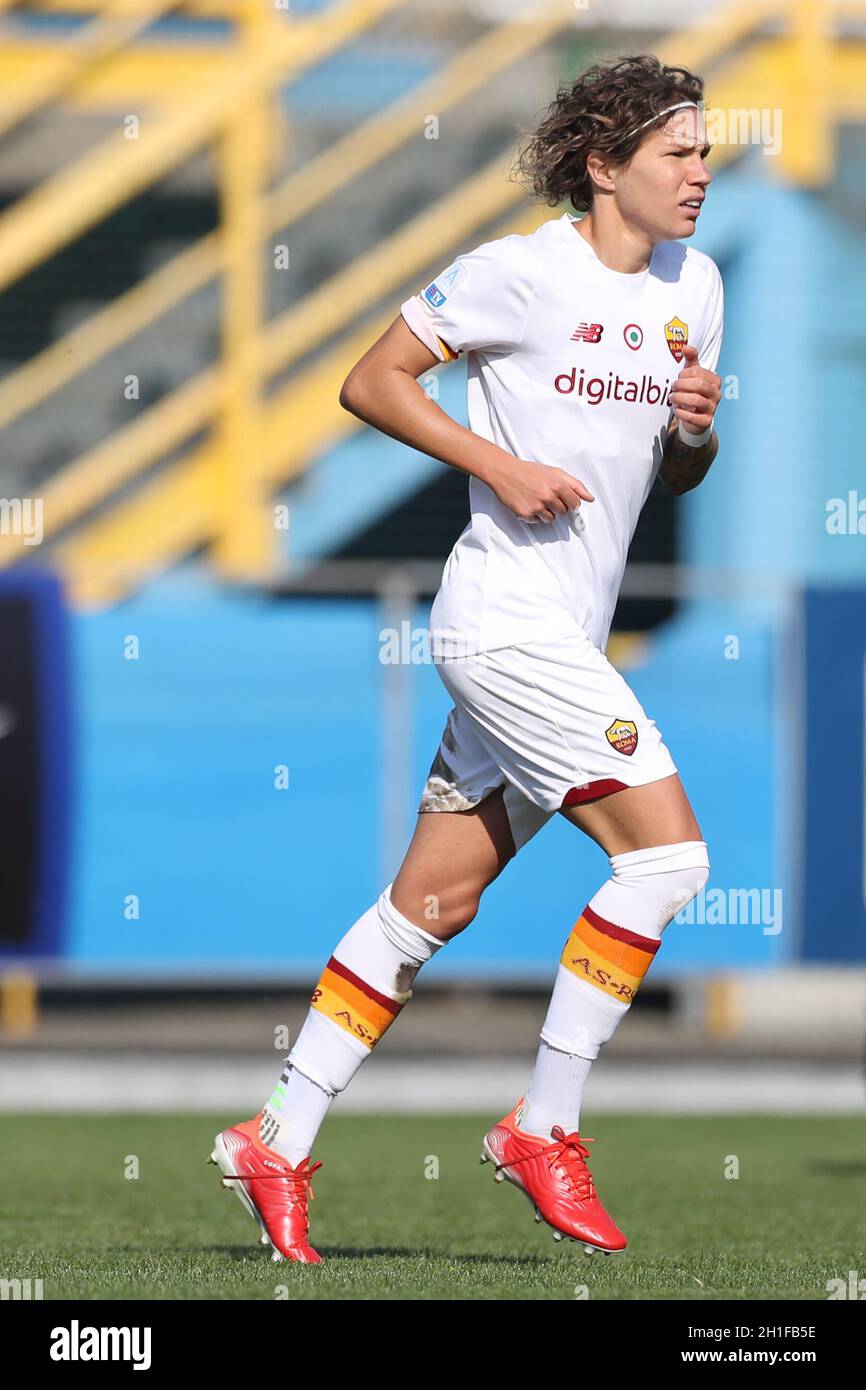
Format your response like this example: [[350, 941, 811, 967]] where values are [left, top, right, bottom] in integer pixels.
[[1, 1113, 864, 1300]]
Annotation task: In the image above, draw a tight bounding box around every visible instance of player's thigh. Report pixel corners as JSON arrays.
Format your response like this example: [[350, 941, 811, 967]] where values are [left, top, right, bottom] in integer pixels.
[[390, 786, 515, 939], [558, 772, 702, 857]]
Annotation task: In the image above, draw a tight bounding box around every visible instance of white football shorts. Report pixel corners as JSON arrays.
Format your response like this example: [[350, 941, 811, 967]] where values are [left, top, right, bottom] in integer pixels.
[[418, 626, 678, 852]]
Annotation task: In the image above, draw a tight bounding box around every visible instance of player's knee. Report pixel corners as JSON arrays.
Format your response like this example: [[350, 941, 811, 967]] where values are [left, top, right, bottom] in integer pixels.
[[673, 854, 709, 911], [431, 886, 483, 938], [660, 844, 710, 926], [693, 850, 710, 892], [610, 839, 710, 930], [446, 894, 481, 936]]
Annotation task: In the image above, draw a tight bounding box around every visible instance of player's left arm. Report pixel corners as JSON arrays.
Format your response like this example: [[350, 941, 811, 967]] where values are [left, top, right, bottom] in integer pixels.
[[660, 342, 722, 495]]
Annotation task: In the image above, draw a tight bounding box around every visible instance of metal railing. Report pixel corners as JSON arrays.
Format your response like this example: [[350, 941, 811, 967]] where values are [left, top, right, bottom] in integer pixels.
[[0, 0, 862, 603]]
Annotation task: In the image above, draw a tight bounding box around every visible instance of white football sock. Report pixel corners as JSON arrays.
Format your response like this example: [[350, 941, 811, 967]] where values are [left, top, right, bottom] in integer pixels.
[[259, 883, 445, 1160], [259, 1064, 334, 1166], [523, 841, 710, 1139], [523, 1042, 593, 1139]]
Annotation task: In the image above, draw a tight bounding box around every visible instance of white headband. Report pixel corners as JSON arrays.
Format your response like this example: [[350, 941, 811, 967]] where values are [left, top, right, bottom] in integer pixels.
[[625, 100, 700, 140]]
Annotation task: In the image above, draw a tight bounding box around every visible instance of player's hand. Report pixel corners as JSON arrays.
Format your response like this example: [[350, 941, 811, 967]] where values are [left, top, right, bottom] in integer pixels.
[[490, 457, 594, 524], [669, 343, 721, 433]]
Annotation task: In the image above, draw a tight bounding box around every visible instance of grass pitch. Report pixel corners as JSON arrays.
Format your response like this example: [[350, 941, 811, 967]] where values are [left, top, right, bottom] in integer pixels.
[[2, 1113, 864, 1300]]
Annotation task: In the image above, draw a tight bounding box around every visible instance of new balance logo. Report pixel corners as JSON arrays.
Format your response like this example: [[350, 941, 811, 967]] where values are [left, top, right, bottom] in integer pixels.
[[570, 323, 604, 343]]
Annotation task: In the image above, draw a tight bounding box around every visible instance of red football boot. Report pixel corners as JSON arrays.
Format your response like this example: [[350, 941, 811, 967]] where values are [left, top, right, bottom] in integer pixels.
[[209, 1114, 323, 1264], [481, 1097, 627, 1256]]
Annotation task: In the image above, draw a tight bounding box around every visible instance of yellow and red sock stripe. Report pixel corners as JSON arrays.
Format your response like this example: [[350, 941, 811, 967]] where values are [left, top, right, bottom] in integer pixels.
[[311, 956, 402, 1050], [560, 903, 660, 1003]]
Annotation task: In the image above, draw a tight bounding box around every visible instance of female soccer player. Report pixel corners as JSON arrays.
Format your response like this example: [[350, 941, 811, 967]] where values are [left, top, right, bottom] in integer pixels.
[[210, 54, 724, 1264]]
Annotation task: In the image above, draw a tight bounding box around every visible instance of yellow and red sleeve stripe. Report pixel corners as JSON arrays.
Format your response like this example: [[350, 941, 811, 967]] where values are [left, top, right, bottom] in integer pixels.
[[414, 293, 458, 361], [560, 903, 659, 1003], [311, 956, 402, 1050], [436, 334, 458, 362]]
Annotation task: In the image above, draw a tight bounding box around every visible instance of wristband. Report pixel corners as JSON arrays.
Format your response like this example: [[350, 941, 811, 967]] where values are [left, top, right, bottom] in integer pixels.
[[677, 418, 714, 447]]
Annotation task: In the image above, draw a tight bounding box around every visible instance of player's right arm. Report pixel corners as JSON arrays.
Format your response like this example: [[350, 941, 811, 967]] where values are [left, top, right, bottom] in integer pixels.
[[339, 317, 591, 524], [339, 239, 593, 525]]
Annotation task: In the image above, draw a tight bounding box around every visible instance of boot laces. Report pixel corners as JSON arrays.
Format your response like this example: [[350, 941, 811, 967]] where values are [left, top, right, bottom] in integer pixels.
[[504, 1125, 597, 1200], [226, 1157, 323, 1204], [546, 1127, 596, 1200]]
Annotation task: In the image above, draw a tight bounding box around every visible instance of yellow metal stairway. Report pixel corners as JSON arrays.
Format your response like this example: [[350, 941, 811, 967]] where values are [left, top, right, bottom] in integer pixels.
[[0, 0, 863, 606]]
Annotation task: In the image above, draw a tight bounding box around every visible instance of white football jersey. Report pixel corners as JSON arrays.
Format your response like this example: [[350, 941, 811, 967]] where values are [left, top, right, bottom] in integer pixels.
[[401, 212, 724, 656]]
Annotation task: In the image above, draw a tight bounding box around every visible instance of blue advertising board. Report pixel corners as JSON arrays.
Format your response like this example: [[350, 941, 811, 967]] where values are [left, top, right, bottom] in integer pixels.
[[800, 588, 866, 961]]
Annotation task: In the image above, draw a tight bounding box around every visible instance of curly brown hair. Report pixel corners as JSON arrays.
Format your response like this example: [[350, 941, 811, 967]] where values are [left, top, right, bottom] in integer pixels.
[[511, 54, 704, 213]]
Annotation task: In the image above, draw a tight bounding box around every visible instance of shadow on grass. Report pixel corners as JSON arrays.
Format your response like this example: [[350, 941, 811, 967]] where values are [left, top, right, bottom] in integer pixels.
[[804, 1159, 866, 1177], [205, 1243, 554, 1266]]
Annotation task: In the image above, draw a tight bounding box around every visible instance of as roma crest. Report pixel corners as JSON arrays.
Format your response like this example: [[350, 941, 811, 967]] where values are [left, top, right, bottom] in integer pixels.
[[664, 316, 689, 362], [605, 718, 638, 756]]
